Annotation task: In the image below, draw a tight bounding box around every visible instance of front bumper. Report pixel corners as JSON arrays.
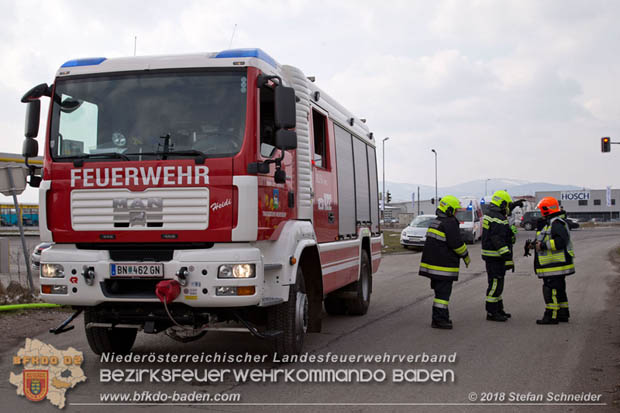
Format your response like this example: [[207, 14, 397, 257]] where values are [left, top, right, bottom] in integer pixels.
[[39, 244, 264, 307], [401, 236, 426, 247]]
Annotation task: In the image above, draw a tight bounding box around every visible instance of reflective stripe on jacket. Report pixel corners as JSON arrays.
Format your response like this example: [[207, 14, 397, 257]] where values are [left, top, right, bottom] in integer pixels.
[[419, 210, 469, 281], [534, 216, 575, 278]]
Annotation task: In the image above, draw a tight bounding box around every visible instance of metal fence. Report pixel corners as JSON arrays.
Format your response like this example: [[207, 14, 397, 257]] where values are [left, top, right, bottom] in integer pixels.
[[0, 235, 40, 292]]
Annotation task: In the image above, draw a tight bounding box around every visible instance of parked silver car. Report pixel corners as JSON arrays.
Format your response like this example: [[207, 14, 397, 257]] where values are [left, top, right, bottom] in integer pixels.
[[400, 215, 436, 249]]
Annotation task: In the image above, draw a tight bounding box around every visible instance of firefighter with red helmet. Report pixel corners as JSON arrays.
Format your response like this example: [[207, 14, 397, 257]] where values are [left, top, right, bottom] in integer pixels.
[[528, 196, 575, 324], [481, 190, 524, 321], [419, 195, 471, 329]]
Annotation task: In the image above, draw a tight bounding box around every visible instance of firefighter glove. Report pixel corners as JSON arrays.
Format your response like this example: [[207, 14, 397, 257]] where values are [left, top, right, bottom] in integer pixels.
[[463, 255, 471, 267]]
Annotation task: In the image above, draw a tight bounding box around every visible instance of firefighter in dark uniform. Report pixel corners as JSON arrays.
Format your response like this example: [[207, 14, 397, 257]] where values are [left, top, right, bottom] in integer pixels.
[[529, 197, 575, 324], [419, 195, 471, 329], [481, 190, 524, 321]]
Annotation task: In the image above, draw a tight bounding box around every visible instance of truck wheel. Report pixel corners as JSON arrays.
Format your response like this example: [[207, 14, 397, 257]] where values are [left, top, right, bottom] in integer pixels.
[[268, 267, 308, 356], [347, 250, 372, 316], [524, 222, 533, 231], [84, 309, 137, 355]]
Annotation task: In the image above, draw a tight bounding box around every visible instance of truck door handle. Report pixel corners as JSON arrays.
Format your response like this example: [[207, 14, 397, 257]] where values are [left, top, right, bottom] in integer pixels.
[[328, 212, 335, 224]]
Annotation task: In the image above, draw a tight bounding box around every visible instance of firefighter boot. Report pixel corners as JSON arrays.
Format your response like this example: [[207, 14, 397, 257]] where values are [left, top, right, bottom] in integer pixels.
[[486, 312, 508, 322], [431, 319, 453, 329], [558, 307, 570, 323], [431, 307, 453, 330], [536, 310, 559, 325], [498, 300, 511, 319]]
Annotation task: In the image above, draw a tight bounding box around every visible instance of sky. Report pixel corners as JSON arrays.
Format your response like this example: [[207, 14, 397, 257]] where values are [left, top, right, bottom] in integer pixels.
[[1, 0, 619, 204]]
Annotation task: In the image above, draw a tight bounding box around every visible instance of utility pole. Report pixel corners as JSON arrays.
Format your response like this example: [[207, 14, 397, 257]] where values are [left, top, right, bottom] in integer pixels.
[[382, 137, 389, 220], [417, 186, 420, 216], [6, 170, 33, 293], [431, 149, 437, 203]]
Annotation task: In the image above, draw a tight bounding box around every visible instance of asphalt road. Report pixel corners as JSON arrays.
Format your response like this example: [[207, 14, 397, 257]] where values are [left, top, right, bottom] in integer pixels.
[[1, 228, 619, 412]]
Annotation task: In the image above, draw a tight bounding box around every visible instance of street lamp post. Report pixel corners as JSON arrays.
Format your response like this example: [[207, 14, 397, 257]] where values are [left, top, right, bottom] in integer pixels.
[[431, 149, 437, 203], [485, 178, 491, 197], [382, 137, 390, 219]]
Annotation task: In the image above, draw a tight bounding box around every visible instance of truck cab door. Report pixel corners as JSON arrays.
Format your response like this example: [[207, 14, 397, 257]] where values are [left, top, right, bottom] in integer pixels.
[[310, 107, 338, 243]]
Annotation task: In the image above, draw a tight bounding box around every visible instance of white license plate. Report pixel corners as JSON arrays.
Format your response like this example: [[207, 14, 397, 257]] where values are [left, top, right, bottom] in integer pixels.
[[110, 263, 164, 278]]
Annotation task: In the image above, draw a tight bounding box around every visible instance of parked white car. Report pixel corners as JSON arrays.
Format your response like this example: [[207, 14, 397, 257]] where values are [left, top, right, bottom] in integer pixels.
[[31, 242, 52, 270], [400, 215, 436, 249]]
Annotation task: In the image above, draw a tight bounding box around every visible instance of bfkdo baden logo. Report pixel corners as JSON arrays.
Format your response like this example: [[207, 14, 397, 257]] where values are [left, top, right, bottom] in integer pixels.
[[9, 338, 87, 409], [24, 370, 49, 401]]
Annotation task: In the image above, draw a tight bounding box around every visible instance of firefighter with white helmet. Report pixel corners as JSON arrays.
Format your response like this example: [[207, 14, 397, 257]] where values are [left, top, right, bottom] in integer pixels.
[[419, 195, 471, 329], [481, 190, 524, 321], [528, 196, 575, 324]]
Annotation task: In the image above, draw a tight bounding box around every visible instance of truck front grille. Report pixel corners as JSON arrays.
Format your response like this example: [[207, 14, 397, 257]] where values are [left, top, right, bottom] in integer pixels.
[[71, 188, 209, 231]]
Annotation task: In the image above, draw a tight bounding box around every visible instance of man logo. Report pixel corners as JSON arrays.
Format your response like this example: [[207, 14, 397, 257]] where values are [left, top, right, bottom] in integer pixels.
[[23, 370, 48, 402], [113, 197, 163, 227]]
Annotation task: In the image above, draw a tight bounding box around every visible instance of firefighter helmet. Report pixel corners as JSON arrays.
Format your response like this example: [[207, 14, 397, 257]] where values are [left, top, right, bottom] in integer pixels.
[[491, 190, 512, 211], [537, 196, 561, 217], [438, 195, 461, 216]]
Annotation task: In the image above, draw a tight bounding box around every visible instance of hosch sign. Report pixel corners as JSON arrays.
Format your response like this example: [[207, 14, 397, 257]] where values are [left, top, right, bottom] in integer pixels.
[[561, 191, 590, 201]]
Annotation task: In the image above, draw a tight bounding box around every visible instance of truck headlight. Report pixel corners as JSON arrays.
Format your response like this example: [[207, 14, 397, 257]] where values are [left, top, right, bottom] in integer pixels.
[[218, 264, 256, 279], [41, 264, 65, 278]]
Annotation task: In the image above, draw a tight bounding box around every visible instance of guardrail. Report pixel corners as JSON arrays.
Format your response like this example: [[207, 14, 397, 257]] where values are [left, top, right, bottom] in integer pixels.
[[0, 227, 40, 236]]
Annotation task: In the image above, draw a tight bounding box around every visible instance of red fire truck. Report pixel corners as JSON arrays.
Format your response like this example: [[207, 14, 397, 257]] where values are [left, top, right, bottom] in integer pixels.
[[20, 49, 382, 356]]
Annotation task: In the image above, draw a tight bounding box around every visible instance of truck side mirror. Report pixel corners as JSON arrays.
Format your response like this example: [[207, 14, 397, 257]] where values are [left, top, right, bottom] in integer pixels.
[[21, 83, 51, 103], [274, 86, 296, 129], [24, 100, 40, 138], [275, 129, 297, 151], [22, 138, 38, 158]]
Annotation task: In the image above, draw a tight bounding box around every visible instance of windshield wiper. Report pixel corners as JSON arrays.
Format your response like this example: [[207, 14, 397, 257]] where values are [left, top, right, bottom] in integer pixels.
[[126, 150, 208, 164], [56, 152, 130, 167], [126, 134, 208, 163]]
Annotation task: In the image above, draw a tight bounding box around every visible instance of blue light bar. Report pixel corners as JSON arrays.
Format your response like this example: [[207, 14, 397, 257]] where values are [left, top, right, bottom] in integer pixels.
[[214, 48, 277, 68], [61, 57, 107, 68]]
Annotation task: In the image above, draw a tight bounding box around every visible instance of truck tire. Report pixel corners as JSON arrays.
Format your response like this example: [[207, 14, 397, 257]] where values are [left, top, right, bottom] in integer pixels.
[[347, 250, 372, 316], [268, 267, 308, 356], [84, 309, 137, 355], [524, 222, 533, 231]]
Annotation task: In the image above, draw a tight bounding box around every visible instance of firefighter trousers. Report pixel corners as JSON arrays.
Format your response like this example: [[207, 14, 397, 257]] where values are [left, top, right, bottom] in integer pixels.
[[485, 261, 506, 315], [542, 276, 569, 320], [430, 279, 453, 322]]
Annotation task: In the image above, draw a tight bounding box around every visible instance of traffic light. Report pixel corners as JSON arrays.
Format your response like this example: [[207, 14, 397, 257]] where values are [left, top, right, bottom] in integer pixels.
[[602, 137, 611, 152], [386, 191, 392, 204]]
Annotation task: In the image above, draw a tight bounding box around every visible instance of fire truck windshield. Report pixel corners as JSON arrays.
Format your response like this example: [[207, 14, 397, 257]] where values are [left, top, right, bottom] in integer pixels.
[[49, 70, 248, 161]]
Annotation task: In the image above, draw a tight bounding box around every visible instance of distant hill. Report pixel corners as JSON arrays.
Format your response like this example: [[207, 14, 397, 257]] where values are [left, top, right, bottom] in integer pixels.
[[385, 178, 583, 202]]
